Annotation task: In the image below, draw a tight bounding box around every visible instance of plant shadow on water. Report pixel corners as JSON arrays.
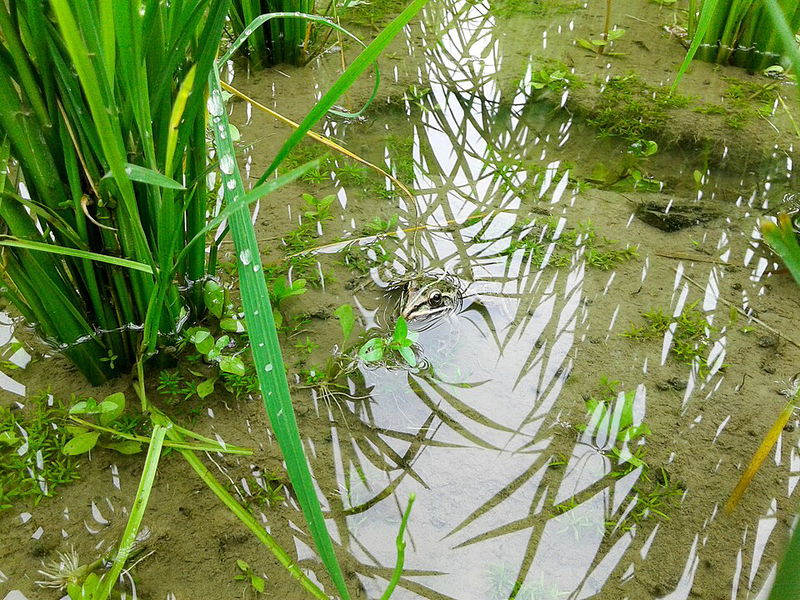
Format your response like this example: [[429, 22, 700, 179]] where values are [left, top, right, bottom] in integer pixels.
[[2, 0, 800, 598]]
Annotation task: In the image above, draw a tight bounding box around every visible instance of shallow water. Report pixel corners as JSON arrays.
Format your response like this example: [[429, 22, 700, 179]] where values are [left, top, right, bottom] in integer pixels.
[[2, 1, 800, 599]]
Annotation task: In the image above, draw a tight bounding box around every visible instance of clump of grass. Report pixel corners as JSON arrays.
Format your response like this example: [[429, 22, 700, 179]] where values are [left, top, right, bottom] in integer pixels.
[[587, 74, 692, 143], [499, 218, 638, 270], [622, 302, 717, 371], [0, 1, 231, 383], [0, 392, 79, 511]]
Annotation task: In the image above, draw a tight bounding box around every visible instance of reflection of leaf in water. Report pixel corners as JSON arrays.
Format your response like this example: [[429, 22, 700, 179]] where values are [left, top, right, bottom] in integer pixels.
[[407, 376, 508, 450], [446, 453, 552, 543]]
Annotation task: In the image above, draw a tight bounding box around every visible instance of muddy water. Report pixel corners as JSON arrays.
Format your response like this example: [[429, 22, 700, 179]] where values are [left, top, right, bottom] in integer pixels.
[[3, 1, 800, 599]]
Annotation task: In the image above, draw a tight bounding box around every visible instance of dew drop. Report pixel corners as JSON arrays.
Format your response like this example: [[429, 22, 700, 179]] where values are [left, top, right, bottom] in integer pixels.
[[264, 363, 273, 372], [239, 249, 252, 265], [219, 154, 235, 175], [206, 90, 224, 117]]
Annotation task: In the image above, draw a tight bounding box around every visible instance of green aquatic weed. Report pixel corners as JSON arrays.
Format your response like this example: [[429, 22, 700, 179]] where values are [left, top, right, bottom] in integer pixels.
[[359, 317, 419, 367], [0, 393, 80, 511]]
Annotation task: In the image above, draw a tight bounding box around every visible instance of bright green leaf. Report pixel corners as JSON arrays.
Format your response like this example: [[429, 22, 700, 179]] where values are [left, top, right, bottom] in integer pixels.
[[220, 318, 246, 332], [334, 304, 355, 343], [197, 377, 216, 399], [359, 337, 384, 362], [122, 162, 185, 190], [203, 280, 226, 319], [98, 392, 125, 426], [393, 317, 408, 343], [219, 355, 246, 376], [63, 431, 100, 455], [398, 345, 417, 367]]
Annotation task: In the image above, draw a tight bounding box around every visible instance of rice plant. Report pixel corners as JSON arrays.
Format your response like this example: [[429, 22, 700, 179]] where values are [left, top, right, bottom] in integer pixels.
[[228, 0, 317, 67], [684, 0, 800, 71], [0, 0, 231, 383]]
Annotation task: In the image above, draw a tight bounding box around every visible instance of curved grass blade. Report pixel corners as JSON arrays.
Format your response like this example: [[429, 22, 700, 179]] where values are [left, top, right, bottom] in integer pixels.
[[670, 0, 719, 93], [218, 12, 377, 118], [259, 0, 430, 184]]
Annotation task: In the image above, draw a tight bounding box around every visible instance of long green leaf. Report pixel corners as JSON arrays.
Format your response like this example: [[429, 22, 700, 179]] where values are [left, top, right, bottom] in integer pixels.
[[258, 0, 427, 184], [0, 237, 153, 273], [219, 12, 377, 119], [670, 0, 720, 93], [94, 423, 166, 600], [208, 2, 428, 597]]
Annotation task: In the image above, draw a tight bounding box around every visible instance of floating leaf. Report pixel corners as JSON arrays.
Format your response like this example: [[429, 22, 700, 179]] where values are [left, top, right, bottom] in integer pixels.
[[359, 338, 384, 362], [398, 346, 417, 367]]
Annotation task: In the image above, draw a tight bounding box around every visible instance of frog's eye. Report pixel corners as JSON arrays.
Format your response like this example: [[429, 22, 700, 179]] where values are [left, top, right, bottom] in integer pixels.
[[428, 290, 443, 307]]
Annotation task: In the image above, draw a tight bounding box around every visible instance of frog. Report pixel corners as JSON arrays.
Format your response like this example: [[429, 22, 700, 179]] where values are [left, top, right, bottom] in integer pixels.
[[393, 273, 463, 325]]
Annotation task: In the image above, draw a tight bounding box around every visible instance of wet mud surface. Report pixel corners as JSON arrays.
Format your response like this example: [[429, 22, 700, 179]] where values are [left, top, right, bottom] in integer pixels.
[[2, 1, 800, 599]]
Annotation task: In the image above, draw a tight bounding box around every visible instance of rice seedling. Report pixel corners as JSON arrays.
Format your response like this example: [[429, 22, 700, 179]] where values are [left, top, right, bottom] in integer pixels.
[[0, 0, 423, 596], [228, 1, 317, 67], [674, 0, 800, 89]]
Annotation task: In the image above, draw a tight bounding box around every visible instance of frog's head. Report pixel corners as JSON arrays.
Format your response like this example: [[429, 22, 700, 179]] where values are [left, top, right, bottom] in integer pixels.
[[400, 275, 462, 323]]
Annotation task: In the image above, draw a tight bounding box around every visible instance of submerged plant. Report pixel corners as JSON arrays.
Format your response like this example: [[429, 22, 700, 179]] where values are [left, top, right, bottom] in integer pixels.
[[0, 392, 79, 511], [622, 302, 717, 372]]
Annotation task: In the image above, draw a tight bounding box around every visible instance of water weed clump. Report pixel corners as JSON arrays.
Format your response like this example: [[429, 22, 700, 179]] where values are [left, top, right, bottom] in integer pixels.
[[587, 74, 691, 144], [622, 302, 717, 372], [498, 218, 638, 270], [0, 392, 79, 511]]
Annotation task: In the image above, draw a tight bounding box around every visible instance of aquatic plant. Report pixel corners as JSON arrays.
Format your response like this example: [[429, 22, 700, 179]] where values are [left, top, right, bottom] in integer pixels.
[[359, 316, 419, 368], [234, 559, 266, 596], [0, 392, 79, 511], [622, 302, 717, 372]]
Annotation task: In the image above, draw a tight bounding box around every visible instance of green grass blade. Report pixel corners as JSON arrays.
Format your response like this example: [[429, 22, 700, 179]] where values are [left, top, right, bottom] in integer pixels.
[[0, 238, 153, 273], [379, 494, 416, 600], [219, 12, 376, 118], [208, 4, 428, 596], [177, 444, 330, 600], [94, 423, 166, 600], [207, 79, 352, 599], [259, 0, 429, 184], [764, 0, 800, 75], [670, 0, 720, 93]]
